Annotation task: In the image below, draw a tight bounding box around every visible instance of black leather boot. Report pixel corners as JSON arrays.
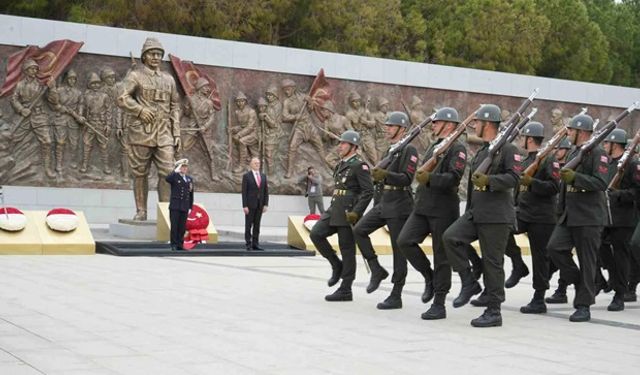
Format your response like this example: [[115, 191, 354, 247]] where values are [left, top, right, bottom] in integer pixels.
[[471, 305, 502, 327], [377, 283, 403, 310], [624, 291, 637, 302], [545, 281, 568, 304], [470, 290, 489, 307], [505, 262, 530, 289], [520, 290, 547, 314], [421, 303, 446, 320], [366, 258, 389, 294], [453, 268, 482, 308], [422, 268, 434, 303], [327, 258, 343, 287], [569, 306, 590, 322], [325, 279, 353, 302], [607, 294, 625, 312]]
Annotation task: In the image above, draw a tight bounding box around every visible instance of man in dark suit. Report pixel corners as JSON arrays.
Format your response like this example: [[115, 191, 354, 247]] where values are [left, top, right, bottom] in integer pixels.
[[165, 158, 194, 251], [242, 157, 269, 250]]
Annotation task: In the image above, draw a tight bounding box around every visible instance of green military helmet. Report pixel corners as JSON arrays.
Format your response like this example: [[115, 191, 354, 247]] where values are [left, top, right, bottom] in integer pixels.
[[339, 130, 360, 146], [521, 121, 545, 138], [606, 128, 627, 144], [385, 111, 410, 128], [475, 104, 502, 123], [141, 37, 164, 57], [556, 137, 572, 149], [433, 107, 459, 123], [567, 114, 594, 132]]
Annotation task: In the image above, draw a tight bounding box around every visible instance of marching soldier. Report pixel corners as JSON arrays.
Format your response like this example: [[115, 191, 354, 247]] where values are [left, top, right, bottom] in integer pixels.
[[600, 128, 640, 311], [47, 69, 82, 172], [509, 122, 560, 314], [442, 104, 521, 327], [354, 111, 418, 309], [79, 72, 112, 174], [547, 114, 609, 322], [345, 92, 377, 163], [397, 107, 467, 319], [118, 37, 181, 221], [11, 59, 56, 178], [309, 130, 374, 301]]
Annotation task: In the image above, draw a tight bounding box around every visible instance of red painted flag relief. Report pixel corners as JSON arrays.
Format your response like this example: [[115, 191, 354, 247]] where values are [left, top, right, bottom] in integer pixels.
[[308, 69, 332, 121], [169, 54, 222, 111]]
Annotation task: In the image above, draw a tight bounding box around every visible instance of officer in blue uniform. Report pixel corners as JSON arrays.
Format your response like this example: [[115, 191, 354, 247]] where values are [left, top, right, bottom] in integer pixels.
[[166, 158, 194, 251]]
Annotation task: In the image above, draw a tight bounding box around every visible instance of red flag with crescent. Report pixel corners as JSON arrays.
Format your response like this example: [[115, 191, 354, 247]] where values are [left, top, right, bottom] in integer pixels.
[[169, 54, 222, 111], [0, 39, 84, 97], [308, 68, 331, 121]]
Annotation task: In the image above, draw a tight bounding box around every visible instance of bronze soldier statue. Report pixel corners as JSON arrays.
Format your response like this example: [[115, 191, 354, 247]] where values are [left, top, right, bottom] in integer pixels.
[[117, 37, 181, 221], [345, 91, 377, 163], [47, 69, 82, 173], [261, 86, 282, 175], [231, 92, 259, 173], [281, 78, 329, 178], [11, 59, 56, 178], [373, 97, 390, 159], [79, 72, 112, 174], [320, 101, 350, 166], [101, 67, 130, 182]]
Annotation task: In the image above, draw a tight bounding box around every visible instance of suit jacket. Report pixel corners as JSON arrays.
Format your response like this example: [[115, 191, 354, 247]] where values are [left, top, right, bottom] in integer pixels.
[[166, 171, 194, 212], [242, 170, 269, 209]]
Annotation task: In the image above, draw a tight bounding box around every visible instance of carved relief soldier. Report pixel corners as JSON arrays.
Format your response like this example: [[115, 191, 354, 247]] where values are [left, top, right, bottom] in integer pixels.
[[320, 100, 350, 166], [550, 108, 567, 134], [282, 78, 329, 178], [232, 92, 259, 173], [117, 37, 181, 221], [261, 85, 282, 174], [0, 110, 15, 182], [181, 77, 218, 180], [101, 67, 129, 182], [410, 95, 433, 152], [345, 91, 377, 163], [47, 69, 82, 172], [373, 97, 390, 159], [10, 59, 56, 178], [79, 72, 112, 174]]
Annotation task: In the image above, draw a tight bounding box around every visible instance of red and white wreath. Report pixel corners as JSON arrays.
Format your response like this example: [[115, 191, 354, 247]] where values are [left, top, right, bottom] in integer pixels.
[[303, 214, 321, 231], [46, 208, 79, 232], [0, 207, 27, 232]]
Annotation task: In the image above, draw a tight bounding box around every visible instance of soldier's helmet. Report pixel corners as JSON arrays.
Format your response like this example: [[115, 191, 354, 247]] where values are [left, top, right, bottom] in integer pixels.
[[235, 92, 248, 101], [607, 128, 627, 144], [411, 95, 422, 107], [64, 69, 78, 80], [266, 85, 279, 96], [557, 137, 572, 149], [567, 114, 594, 132], [22, 59, 38, 71], [281, 78, 296, 88], [195, 77, 209, 91], [474, 104, 502, 123], [433, 107, 460, 123], [87, 72, 101, 85], [522, 121, 545, 138], [322, 101, 336, 112], [339, 130, 360, 146], [348, 91, 361, 102], [378, 97, 389, 107], [257, 97, 268, 107], [100, 67, 116, 80], [385, 111, 410, 128], [141, 37, 165, 57]]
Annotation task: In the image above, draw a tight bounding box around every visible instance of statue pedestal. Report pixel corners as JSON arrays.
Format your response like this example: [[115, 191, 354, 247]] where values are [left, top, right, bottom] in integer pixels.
[[109, 219, 158, 241]]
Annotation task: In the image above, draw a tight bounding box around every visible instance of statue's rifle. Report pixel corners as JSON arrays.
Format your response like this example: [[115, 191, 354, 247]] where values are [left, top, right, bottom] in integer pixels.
[[474, 89, 539, 175], [609, 126, 640, 190], [66, 107, 109, 141], [417, 107, 480, 174]]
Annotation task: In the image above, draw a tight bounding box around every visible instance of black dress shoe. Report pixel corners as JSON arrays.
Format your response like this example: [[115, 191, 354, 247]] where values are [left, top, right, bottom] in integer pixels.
[[505, 264, 530, 288], [421, 304, 446, 320], [252, 246, 265, 251], [520, 299, 547, 314], [377, 295, 402, 310], [471, 308, 502, 327], [328, 263, 343, 287], [325, 289, 353, 302], [545, 291, 568, 304], [453, 281, 482, 308], [569, 306, 590, 322], [470, 291, 489, 307], [422, 271, 434, 303], [624, 291, 637, 302]]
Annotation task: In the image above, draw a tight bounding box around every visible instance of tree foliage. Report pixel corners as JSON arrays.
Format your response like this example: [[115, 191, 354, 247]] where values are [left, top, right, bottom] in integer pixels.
[[2, 0, 640, 87]]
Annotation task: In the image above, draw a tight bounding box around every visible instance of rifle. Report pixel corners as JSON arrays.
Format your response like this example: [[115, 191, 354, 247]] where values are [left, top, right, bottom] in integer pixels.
[[564, 102, 639, 171], [506, 107, 538, 143], [474, 88, 540, 175], [522, 107, 588, 177], [417, 106, 481, 174], [374, 111, 437, 170], [66, 107, 109, 141], [608, 127, 640, 190]]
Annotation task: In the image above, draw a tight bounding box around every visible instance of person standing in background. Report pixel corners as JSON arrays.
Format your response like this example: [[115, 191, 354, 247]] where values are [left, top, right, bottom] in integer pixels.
[[305, 166, 324, 214], [242, 157, 269, 251], [166, 159, 194, 251]]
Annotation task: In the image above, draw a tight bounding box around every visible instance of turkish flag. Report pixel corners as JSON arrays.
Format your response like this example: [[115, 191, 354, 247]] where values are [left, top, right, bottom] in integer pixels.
[[308, 68, 332, 121], [169, 54, 222, 111], [0, 39, 84, 97]]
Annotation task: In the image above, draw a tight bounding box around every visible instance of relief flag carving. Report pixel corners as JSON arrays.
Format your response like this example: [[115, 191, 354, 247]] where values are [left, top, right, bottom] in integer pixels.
[[169, 54, 221, 111], [308, 68, 331, 122]]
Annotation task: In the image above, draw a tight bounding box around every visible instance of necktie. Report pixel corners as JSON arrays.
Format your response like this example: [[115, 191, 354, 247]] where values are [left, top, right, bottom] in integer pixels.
[[256, 172, 261, 187]]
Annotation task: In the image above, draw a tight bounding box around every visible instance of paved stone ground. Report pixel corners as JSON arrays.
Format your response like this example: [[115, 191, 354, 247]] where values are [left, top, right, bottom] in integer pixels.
[[1, 254, 639, 375]]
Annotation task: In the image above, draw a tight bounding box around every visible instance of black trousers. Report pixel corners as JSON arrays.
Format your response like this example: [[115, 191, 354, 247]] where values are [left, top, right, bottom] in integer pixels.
[[629, 223, 640, 289], [397, 212, 454, 296], [309, 215, 363, 281], [169, 209, 188, 248], [506, 219, 555, 291], [599, 226, 633, 295], [442, 211, 511, 306], [245, 206, 263, 247], [354, 207, 408, 285], [547, 224, 603, 307]]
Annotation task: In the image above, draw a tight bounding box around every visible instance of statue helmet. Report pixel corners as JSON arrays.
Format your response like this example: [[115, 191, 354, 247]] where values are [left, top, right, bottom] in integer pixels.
[[235, 91, 248, 101], [567, 114, 594, 132], [99, 67, 116, 80], [348, 91, 361, 102], [195, 77, 210, 91], [257, 97, 268, 107], [606, 128, 627, 145], [385, 111, 410, 128], [87, 72, 101, 85], [411, 95, 422, 107], [281, 78, 296, 88], [141, 37, 165, 57], [378, 97, 389, 107], [521, 121, 545, 138], [474, 104, 502, 123], [22, 59, 38, 72], [265, 85, 279, 96], [433, 107, 460, 123], [64, 69, 78, 80], [339, 130, 360, 146], [322, 100, 336, 112]]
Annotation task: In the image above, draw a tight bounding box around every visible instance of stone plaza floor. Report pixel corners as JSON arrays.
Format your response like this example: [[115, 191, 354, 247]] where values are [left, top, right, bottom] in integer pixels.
[[1, 253, 639, 375]]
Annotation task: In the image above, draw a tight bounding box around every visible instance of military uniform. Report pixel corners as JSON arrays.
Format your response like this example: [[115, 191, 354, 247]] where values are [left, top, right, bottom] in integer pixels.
[[232, 94, 259, 172], [345, 102, 377, 163], [262, 86, 282, 174], [547, 115, 609, 321], [102, 68, 130, 181], [397, 136, 467, 316], [181, 81, 217, 179], [47, 70, 82, 171], [165, 161, 194, 250], [310, 142, 374, 300], [79, 74, 112, 174]]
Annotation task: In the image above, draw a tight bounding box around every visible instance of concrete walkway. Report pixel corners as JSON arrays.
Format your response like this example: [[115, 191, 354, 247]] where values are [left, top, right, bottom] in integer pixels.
[[1, 254, 639, 374]]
